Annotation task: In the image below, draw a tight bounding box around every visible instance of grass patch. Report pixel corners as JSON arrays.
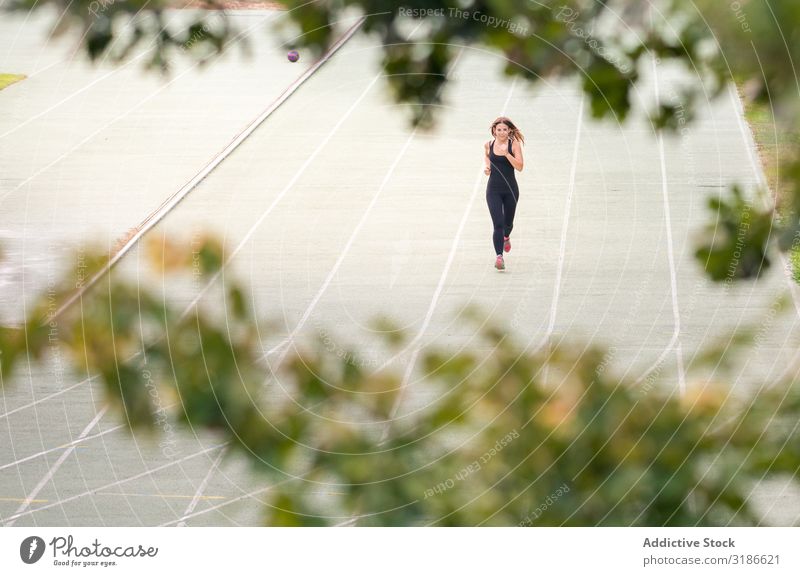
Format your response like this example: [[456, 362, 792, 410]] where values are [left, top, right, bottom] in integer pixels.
[[0, 73, 26, 91], [791, 246, 800, 284], [742, 96, 800, 204]]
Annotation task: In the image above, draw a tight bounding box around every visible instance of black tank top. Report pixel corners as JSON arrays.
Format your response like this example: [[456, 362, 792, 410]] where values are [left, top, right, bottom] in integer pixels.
[[487, 138, 518, 194]]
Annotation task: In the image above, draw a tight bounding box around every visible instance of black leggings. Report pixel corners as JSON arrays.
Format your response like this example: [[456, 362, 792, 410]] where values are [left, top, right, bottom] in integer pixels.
[[486, 188, 519, 255]]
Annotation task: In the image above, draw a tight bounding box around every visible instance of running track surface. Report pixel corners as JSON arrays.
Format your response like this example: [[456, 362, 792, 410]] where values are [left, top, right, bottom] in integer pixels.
[[1, 7, 799, 526]]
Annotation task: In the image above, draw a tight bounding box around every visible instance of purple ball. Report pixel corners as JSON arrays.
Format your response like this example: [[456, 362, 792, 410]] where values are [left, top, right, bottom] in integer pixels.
[[287, 50, 299, 63]]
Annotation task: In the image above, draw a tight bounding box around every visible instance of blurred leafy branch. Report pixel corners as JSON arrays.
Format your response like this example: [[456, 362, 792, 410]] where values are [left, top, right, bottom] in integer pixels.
[[1, 236, 799, 526]]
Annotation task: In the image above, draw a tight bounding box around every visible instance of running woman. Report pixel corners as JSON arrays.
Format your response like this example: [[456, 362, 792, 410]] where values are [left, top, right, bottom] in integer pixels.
[[484, 117, 525, 270]]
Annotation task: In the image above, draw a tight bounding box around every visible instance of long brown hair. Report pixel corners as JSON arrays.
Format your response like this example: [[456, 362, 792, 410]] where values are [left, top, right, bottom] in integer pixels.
[[489, 116, 525, 145]]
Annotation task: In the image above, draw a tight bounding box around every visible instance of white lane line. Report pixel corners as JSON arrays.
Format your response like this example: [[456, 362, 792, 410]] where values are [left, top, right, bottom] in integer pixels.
[[374, 78, 520, 443], [656, 126, 687, 393], [48, 16, 368, 323], [0, 16, 368, 425], [727, 85, 771, 202], [94, 492, 226, 500], [4, 405, 108, 526], [4, 57, 67, 85], [2, 442, 226, 524], [165, 477, 389, 526], [635, 56, 686, 394], [176, 446, 227, 526], [265, 114, 425, 361], [0, 377, 93, 420]]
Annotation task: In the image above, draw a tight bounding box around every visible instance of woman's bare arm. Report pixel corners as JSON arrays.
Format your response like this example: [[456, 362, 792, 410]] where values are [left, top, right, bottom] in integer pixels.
[[506, 139, 524, 172], [484, 141, 491, 175]]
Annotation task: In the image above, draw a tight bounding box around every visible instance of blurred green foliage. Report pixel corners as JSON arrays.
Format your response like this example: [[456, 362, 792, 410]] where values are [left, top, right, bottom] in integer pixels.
[[2, 236, 799, 526], [0, 73, 27, 90], [694, 186, 774, 282], [5, 0, 800, 524]]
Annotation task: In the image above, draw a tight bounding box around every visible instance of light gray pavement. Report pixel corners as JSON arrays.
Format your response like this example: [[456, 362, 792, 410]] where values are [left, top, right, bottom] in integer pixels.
[[2, 8, 800, 526]]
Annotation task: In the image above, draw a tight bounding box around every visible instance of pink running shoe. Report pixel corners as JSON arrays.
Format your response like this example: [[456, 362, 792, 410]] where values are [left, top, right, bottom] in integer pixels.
[[495, 255, 505, 271], [503, 236, 511, 253]]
